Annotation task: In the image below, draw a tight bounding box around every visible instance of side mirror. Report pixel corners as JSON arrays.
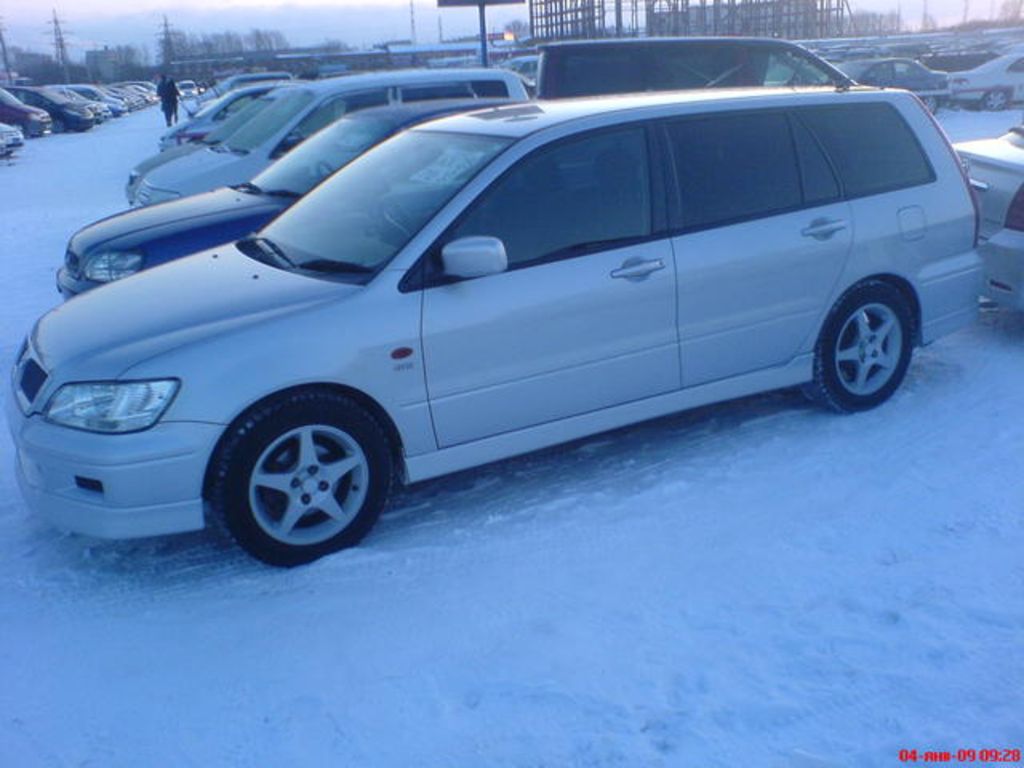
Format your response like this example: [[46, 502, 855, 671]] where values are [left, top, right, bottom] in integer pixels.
[[441, 236, 508, 280], [272, 132, 303, 158]]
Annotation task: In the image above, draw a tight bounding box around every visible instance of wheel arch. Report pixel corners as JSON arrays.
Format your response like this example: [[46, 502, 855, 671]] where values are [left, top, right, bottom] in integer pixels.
[[201, 382, 407, 503], [826, 273, 922, 347]]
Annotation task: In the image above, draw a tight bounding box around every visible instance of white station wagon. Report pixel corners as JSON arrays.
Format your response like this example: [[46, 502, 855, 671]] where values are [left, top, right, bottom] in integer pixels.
[[9, 88, 982, 566]]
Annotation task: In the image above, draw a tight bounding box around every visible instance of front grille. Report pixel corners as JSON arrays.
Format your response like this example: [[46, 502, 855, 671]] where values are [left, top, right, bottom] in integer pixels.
[[65, 249, 81, 278], [19, 359, 47, 404]]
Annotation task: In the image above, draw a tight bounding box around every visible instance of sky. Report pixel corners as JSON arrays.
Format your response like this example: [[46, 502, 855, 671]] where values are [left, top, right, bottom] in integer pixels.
[[0, 0, 996, 58]]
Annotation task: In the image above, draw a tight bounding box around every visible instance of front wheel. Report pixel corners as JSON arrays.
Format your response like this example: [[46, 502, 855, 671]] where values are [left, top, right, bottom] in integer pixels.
[[207, 389, 393, 567], [805, 281, 914, 413]]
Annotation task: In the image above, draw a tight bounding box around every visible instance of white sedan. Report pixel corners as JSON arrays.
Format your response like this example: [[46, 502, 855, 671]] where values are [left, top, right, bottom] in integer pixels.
[[957, 127, 1024, 309], [949, 54, 1024, 110]]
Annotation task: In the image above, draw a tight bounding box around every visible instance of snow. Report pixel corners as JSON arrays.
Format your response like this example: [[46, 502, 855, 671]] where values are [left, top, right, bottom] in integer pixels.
[[1, 106, 1023, 767]]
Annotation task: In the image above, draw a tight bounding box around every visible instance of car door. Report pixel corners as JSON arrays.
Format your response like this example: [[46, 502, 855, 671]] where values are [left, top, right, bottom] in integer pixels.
[[420, 125, 680, 448], [665, 110, 854, 387], [866, 62, 895, 87]]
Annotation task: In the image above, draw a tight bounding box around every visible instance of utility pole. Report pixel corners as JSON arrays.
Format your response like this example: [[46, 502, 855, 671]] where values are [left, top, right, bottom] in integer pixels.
[[409, 0, 417, 43], [963, 0, 970, 23], [158, 15, 175, 70], [0, 18, 13, 85], [49, 9, 70, 83]]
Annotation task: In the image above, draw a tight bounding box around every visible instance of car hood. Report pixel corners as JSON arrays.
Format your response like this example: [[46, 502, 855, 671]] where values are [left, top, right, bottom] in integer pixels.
[[69, 187, 286, 256], [144, 146, 259, 196], [132, 142, 205, 179], [33, 244, 352, 380]]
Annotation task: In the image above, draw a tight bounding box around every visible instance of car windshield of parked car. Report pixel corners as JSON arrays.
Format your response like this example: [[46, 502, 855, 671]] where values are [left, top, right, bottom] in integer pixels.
[[37, 87, 74, 105], [201, 95, 277, 145], [261, 130, 511, 276], [0, 88, 23, 107], [251, 114, 398, 196], [223, 89, 315, 154]]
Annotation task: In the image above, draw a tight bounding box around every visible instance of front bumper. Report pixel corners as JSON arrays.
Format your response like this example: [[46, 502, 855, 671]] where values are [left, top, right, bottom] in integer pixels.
[[5, 393, 222, 539], [979, 228, 1024, 310]]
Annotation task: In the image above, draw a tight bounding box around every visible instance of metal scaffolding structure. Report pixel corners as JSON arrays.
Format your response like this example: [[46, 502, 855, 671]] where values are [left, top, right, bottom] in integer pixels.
[[529, 0, 847, 40]]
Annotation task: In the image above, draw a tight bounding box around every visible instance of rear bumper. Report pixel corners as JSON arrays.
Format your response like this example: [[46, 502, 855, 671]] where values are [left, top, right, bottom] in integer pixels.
[[918, 249, 985, 342], [979, 229, 1024, 310]]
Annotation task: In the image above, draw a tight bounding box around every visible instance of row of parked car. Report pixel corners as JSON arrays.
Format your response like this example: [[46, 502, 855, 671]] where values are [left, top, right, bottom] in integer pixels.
[[7, 37, 1019, 568], [0, 80, 159, 164]]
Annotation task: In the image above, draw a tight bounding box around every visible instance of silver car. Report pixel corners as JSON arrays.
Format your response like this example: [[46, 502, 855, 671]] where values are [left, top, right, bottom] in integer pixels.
[[956, 127, 1024, 310], [8, 88, 982, 566]]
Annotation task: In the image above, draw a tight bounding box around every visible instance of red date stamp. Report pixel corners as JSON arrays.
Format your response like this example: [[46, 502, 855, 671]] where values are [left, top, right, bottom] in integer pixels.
[[898, 749, 1021, 763]]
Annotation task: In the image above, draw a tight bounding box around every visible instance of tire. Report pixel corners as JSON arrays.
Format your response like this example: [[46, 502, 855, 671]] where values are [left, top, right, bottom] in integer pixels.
[[207, 389, 393, 567], [804, 281, 914, 413], [981, 90, 1009, 111], [52, 119, 65, 133]]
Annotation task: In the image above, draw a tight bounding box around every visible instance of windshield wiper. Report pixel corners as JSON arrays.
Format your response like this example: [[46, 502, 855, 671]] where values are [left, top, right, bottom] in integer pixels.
[[232, 181, 263, 195], [296, 258, 374, 274], [236, 236, 296, 268], [264, 188, 301, 199]]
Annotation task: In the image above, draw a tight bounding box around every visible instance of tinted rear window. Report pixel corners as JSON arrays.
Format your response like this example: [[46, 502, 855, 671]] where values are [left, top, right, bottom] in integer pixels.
[[667, 111, 802, 231], [796, 103, 934, 197]]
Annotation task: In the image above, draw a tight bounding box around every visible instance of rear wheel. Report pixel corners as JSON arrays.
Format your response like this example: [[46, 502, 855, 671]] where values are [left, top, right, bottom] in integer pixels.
[[207, 389, 393, 567], [981, 89, 1009, 111], [805, 281, 914, 413]]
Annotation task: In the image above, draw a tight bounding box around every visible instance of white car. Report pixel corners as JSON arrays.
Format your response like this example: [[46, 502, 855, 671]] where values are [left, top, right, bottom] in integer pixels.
[[9, 88, 981, 566], [0, 121, 24, 151], [949, 54, 1024, 110], [178, 79, 200, 99], [957, 127, 1024, 309], [158, 83, 280, 150], [134, 68, 529, 206]]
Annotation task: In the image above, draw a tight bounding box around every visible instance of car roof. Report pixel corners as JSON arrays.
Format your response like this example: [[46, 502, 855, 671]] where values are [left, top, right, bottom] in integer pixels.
[[539, 36, 810, 51], [345, 97, 516, 125], [415, 86, 887, 140], [291, 67, 516, 95]]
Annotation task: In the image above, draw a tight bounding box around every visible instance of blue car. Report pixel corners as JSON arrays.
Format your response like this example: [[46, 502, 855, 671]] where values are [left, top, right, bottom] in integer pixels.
[[58, 98, 515, 298]]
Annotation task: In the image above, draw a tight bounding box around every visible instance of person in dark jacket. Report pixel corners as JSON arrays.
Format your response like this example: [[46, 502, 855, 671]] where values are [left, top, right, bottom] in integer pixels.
[[157, 74, 181, 127]]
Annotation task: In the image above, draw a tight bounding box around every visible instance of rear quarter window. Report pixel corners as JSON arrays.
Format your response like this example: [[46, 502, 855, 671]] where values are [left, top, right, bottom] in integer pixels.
[[796, 103, 935, 198]]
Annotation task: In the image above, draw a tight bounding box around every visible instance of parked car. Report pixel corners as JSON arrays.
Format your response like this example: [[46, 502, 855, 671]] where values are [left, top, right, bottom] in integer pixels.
[[0, 129, 11, 159], [956, 127, 1024, 309], [60, 99, 516, 297], [838, 57, 950, 111], [0, 121, 25, 151], [128, 94, 280, 204], [159, 83, 278, 150], [535, 37, 851, 99], [105, 85, 147, 111], [949, 54, 1024, 110], [3, 86, 94, 132], [134, 68, 528, 206], [65, 84, 128, 116], [178, 79, 200, 99], [53, 87, 111, 122], [0, 86, 52, 136], [502, 54, 538, 90], [208, 71, 294, 99], [9, 88, 981, 566]]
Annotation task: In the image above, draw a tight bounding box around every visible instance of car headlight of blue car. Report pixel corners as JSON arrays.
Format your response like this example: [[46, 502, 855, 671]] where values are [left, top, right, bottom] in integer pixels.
[[83, 251, 144, 282], [45, 380, 179, 433]]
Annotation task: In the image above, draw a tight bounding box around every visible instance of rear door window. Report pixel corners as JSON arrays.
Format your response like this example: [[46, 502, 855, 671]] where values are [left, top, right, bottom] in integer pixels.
[[666, 111, 802, 231], [796, 103, 934, 198], [470, 80, 509, 97]]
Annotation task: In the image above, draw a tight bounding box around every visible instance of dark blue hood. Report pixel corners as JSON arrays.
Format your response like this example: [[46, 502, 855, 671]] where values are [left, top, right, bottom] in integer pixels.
[[68, 186, 291, 270]]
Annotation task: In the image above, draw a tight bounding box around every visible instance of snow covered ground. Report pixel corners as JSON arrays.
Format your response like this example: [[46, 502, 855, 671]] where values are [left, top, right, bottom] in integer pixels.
[[1, 106, 1022, 768]]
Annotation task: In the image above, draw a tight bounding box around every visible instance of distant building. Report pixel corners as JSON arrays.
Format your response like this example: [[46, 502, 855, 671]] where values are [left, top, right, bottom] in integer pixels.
[[86, 48, 120, 82]]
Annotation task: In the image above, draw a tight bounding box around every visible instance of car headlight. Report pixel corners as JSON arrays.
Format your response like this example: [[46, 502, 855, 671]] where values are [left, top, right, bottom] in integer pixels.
[[83, 251, 143, 282], [45, 380, 179, 433]]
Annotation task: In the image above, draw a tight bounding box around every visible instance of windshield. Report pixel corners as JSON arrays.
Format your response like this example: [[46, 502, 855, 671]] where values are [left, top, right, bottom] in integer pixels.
[[262, 130, 511, 276], [224, 89, 314, 154], [252, 114, 398, 196], [202, 95, 276, 145], [0, 88, 24, 107], [37, 87, 73, 105], [837, 61, 872, 79]]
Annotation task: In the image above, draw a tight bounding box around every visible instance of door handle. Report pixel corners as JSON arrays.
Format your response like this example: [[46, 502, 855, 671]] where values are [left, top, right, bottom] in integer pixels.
[[801, 218, 848, 240], [610, 257, 665, 281]]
